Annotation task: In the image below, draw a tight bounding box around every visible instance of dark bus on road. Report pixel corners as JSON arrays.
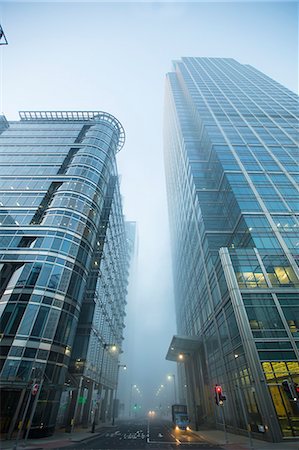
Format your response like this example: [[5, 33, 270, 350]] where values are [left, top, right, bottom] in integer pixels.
[[171, 404, 190, 431]]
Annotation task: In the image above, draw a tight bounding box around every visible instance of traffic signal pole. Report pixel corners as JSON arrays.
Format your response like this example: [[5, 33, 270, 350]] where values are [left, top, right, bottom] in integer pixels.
[[219, 404, 228, 444], [215, 385, 228, 444]]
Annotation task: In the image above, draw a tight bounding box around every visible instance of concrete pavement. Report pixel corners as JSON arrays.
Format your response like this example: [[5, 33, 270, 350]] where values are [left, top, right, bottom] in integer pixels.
[[193, 428, 299, 450], [0, 424, 110, 450]]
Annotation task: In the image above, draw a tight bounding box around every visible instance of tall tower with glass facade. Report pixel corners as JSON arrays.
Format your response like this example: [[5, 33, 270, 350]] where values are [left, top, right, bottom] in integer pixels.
[[164, 58, 299, 441], [0, 111, 130, 437]]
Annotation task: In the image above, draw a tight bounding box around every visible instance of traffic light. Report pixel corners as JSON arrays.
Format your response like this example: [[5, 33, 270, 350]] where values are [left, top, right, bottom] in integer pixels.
[[215, 385, 226, 405], [282, 380, 299, 401]]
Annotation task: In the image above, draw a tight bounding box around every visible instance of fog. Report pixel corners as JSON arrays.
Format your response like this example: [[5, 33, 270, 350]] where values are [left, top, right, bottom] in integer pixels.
[[0, 0, 297, 414]]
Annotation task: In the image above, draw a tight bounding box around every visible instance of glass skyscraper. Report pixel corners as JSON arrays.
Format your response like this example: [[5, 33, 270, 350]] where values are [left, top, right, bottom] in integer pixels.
[[164, 58, 299, 441], [0, 111, 130, 437]]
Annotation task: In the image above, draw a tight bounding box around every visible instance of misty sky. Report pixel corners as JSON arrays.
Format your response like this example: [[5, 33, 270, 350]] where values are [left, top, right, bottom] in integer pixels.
[[0, 0, 297, 413]]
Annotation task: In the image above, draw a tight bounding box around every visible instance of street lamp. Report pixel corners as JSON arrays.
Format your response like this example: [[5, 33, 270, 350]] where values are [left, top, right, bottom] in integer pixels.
[[167, 374, 178, 404], [112, 363, 127, 426], [156, 384, 164, 396], [156, 384, 168, 416], [91, 343, 117, 433], [129, 384, 137, 417]]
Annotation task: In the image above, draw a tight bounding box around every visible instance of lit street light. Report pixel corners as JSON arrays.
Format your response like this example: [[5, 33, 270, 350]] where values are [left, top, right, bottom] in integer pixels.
[[167, 374, 178, 404]]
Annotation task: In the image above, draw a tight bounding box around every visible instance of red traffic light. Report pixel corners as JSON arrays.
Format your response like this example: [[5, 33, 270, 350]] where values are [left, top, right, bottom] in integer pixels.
[[31, 383, 39, 396], [215, 385, 226, 405]]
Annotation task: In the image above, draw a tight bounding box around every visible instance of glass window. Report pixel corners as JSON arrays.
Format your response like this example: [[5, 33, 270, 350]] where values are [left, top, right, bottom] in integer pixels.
[[5, 304, 26, 335], [16, 360, 33, 381], [30, 306, 49, 337], [43, 309, 60, 340], [0, 303, 15, 333], [245, 302, 286, 338], [36, 264, 53, 288], [25, 263, 42, 287], [17, 304, 39, 335], [1, 359, 19, 379]]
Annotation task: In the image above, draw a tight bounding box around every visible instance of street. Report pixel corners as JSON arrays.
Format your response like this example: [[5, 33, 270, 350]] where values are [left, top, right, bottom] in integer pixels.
[[56, 418, 223, 450]]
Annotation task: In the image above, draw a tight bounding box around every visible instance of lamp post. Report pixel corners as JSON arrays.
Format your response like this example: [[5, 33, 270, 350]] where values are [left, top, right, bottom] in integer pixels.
[[129, 384, 137, 417], [112, 364, 127, 426], [167, 374, 177, 404], [156, 384, 166, 416], [91, 343, 117, 433]]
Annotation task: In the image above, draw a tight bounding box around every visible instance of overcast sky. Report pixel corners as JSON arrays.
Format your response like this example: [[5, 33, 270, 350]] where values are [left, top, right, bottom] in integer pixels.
[[0, 0, 297, 413]]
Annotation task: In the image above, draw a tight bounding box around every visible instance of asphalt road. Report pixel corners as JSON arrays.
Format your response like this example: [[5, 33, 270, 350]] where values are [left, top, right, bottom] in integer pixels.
[[57, 418, 223, 450]]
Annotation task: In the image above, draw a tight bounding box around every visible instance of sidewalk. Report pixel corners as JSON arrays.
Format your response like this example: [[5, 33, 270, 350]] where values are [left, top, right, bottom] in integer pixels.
[[0, 424, 111, 450], [193, 428, 299, 450]]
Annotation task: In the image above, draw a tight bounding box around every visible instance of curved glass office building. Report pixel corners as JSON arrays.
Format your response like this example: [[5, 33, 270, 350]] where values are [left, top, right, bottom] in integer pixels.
[[164, 58, 299, 441], [0, 111, 129, 437]]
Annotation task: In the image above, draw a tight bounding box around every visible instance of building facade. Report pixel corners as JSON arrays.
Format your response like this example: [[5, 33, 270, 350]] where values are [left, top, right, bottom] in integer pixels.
[[0, 111, 130, 438], [164, 58, 299, 441]]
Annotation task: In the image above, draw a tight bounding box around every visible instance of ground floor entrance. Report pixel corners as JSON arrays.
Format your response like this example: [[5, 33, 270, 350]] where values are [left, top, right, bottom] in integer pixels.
[[263, 361, 299, 438]]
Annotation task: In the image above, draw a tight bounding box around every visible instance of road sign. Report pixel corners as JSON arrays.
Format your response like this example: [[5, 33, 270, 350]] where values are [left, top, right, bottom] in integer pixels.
[[31, 383, 39, 396]]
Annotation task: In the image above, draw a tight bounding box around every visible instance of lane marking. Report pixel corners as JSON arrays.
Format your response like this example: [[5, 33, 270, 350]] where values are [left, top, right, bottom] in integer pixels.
[[170, 432, 181, 444]]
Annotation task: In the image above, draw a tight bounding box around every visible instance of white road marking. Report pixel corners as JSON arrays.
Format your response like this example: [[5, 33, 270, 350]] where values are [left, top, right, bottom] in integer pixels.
[[171, 432, 181, 444]]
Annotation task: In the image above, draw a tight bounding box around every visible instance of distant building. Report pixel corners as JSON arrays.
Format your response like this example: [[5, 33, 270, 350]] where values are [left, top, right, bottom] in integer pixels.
[[125, 221, 138, 260], [164, 58, 299, 441], [118, 221, 138, 417], [0, 111, 131, 437]]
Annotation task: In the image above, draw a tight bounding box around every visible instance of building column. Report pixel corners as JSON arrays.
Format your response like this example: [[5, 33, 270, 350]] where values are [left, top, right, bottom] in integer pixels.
[[106, 388, 114, 422], [219, 247, 283, 442], [189, 356, 203, 430], [82, 381, 94, 428], [76, 384, 87, 424], [7, 388, 27, 440], [100, 387, 109, 422], [65, 377, 83, 432], [184, 357, 200, 430]]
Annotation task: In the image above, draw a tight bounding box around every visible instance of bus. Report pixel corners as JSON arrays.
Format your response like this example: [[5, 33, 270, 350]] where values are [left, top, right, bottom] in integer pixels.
[[171, 404, 190, 431]]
